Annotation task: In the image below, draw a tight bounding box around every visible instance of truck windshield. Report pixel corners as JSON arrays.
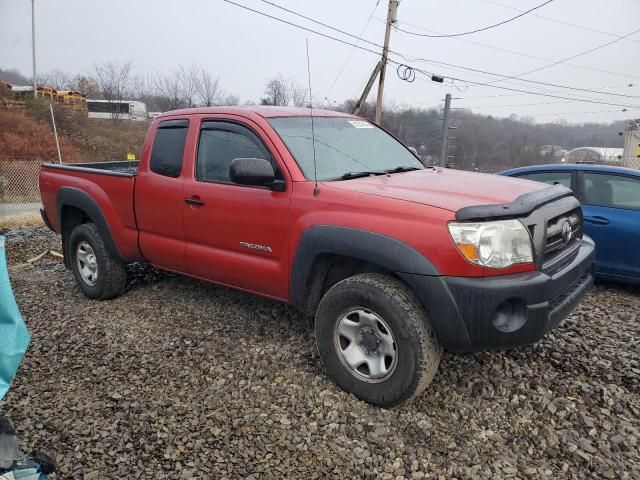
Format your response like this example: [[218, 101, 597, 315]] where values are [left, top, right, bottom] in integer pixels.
[[268, 116, 424, 181]]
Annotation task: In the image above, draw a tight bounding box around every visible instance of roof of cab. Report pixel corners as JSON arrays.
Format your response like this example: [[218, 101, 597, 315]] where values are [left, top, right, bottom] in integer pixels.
[[157, 106, 356, 119]]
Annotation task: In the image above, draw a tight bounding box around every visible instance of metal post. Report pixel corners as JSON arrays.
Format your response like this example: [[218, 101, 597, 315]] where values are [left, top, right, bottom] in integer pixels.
[[438, 93, 452, 167], [374, 0, 398, 125], [31, 0, 37, 98], [50, 103, 62, 164]]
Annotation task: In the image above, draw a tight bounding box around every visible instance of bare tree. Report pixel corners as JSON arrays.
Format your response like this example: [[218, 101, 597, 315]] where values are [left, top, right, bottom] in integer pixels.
[[93, 61, 134, 119], [154, 69, 185, 111], [38, 69, 71, 90], [195, 68, 222, 107], [290, 80, 307, 107], [178, 65, 200, 108], [69, 74, 101, 98], [132, 73, 153, 100], [262, 74, 290, 106], [262, 74, 306, 107], [221, 94, 240, 106]]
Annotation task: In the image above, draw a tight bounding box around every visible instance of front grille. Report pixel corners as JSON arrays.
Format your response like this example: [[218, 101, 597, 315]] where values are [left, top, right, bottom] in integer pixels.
[[518, 195, 584, 273], [542, 207, 583, 271]]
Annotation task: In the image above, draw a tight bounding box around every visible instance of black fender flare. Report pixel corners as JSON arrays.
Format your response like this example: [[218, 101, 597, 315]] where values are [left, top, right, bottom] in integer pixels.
[[56, 187, 123, 265], [290, 225, 473, 349], [290, 225, 440, 311]]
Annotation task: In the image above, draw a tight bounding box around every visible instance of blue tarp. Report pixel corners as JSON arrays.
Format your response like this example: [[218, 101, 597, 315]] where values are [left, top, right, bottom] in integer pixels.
[[0, 236, 30, 401]]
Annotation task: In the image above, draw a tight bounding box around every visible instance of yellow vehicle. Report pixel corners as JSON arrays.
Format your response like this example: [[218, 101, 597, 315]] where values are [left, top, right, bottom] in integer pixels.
[[2, 84, 87, 111], [36, 86, 58, 101], [57, 90, 86, 106]]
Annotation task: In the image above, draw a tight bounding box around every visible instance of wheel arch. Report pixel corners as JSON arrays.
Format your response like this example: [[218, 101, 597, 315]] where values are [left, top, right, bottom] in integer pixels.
[[57, 187, 123, 268], [290, 226, 440, 316]]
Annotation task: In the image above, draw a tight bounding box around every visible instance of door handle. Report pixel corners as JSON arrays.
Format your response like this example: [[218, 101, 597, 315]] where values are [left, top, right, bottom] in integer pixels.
[[584, 215, 609, 225], [184, 197, 205, 207]]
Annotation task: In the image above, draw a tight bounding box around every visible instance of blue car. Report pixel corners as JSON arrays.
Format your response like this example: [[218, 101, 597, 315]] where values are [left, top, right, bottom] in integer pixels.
[[500, 164, 640, 284]]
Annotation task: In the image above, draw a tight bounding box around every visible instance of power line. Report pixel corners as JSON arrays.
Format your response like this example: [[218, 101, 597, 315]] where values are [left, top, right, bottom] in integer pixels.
[[220, 0, 640, 109], [402, 58, 640, 102], [325, 0, 380, 99], [455, 100, 586, 109], [524, 109, 634, 117], [250, 0, 640, 100], [456, 101, 636, 110], [393, 18, 640, 81], [394, 0, 554, 38], [2, 37, 21, 66], [454, 86, 636, 100], [411, 68, 640, 108], [477, 0, 640, 45], [413, 91, 619, 104], [220, 0, 396, 65], [409, 56, 640, 99], [487, 26, 640, 86]]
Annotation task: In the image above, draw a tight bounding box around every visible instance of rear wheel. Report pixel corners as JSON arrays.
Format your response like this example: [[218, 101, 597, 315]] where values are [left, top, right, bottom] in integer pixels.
[[315, 273, 442, 407], [69, 223, 127, 300]]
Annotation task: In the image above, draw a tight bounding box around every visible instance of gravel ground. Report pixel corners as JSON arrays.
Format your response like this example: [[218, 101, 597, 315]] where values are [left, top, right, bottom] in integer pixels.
[[1, 228, 639, 479]]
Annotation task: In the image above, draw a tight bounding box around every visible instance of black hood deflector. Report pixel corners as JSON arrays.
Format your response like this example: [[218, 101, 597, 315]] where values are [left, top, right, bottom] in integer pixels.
[[455, 184, 574, 222]]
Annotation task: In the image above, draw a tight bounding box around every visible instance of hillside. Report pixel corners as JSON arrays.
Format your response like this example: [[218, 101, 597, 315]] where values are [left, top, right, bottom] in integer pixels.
[[0, 102, 148, 164]]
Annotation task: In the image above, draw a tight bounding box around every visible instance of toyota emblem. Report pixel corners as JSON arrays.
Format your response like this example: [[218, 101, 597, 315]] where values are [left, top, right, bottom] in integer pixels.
[[561, 221, 573, 244]]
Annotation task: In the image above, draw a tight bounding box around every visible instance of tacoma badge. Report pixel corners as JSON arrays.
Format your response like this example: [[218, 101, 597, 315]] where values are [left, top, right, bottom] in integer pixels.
[[239, 242, 272, 253]]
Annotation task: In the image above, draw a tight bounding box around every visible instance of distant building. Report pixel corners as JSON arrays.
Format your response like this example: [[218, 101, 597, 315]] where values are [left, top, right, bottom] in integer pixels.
[[565, 147, 624, 164], [538, 145, 568, 159]]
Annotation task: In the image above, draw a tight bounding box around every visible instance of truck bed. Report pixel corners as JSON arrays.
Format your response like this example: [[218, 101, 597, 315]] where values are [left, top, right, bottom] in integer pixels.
[[39, 160, 142, 261], [42, 160, 139, 176]]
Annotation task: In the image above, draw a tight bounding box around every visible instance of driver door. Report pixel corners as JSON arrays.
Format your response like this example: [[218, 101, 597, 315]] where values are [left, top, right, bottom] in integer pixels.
[[182, 119, 291, 299]]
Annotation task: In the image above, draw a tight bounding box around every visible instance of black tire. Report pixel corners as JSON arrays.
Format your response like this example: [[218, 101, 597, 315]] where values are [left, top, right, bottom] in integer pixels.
[[315, 273, 441, 407], [69, 223, 127, 300], [31, 451, 56, 474]]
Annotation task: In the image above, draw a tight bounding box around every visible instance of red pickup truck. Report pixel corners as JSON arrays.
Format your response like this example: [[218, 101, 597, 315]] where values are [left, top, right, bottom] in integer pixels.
[[39, 106, 594, 406]]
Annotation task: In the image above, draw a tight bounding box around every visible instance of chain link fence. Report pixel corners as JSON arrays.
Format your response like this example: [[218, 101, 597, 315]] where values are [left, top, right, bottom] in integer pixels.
[[0, 159, 51, 228], [622, 157, 640, 170]]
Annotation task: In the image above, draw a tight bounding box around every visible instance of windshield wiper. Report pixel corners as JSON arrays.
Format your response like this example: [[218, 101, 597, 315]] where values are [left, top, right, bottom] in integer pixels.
[[384, 166, 421, 174], [334, 170, 386, 181]]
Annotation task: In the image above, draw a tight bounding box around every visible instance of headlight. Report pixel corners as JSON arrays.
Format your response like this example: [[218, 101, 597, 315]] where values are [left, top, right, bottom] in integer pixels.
[[448, 219, 533, 268]]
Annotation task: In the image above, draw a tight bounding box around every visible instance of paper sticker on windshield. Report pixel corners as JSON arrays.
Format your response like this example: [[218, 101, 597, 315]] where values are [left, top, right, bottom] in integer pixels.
[[348, 120, 374, 129]]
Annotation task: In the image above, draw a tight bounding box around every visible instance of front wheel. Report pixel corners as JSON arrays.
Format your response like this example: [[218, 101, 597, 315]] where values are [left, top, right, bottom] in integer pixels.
[[69, 223, 127, 300], [315, 273, 442, 407]]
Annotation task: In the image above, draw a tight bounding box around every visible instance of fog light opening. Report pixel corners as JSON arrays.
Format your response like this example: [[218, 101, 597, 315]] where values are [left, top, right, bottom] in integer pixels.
[[492, 299, 527, 333]]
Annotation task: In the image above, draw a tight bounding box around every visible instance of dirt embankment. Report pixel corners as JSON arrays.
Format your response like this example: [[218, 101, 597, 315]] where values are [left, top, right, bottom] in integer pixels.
[[1, 104, 148, 164]]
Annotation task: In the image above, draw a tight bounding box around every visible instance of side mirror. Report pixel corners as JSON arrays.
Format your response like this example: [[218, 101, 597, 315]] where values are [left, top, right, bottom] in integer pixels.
[[229, 158, 285, 191]]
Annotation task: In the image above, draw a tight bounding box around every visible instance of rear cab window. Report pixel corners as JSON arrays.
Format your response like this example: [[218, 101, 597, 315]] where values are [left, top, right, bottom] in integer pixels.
[[150, 119, 189, 178]]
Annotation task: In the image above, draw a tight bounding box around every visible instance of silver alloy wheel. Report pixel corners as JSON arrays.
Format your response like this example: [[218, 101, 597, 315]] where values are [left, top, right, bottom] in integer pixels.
[[334, 308, 398, 383], [76, 241, 98, 286]]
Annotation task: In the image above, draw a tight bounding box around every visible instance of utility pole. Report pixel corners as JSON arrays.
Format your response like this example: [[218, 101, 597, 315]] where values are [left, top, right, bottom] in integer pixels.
[[375, 0, 398, 125], [352, 61, 382, 116], [438, 93, 452, 167], [31, 0, 37, 98]]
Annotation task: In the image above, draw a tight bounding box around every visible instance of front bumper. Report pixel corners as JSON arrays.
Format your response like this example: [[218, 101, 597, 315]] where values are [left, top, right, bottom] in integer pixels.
[[399, 236, 595, 352]]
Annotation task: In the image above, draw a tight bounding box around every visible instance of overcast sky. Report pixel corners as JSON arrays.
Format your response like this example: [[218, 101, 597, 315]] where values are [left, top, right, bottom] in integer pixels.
[[1, 0, 639, 123]]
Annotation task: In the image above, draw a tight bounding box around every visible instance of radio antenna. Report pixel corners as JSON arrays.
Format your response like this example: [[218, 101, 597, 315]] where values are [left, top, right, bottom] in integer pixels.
[[306, 39, 319, 196]]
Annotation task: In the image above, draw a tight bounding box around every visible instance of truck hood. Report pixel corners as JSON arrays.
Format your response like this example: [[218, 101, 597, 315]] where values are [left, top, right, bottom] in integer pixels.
[[322, 168, 547, 213]]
